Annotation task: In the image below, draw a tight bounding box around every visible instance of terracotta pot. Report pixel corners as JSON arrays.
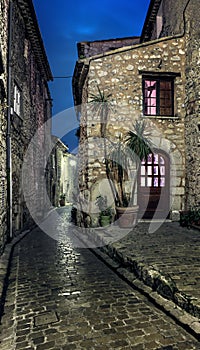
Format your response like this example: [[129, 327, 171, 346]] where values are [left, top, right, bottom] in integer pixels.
[[116, 206, 139, 228]]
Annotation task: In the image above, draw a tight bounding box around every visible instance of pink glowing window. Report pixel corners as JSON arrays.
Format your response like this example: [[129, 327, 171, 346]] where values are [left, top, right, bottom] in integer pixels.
[[143, 77, 174, 116]]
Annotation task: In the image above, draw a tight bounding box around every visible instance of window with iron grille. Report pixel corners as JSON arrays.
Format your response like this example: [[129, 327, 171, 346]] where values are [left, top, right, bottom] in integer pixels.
[[14, 84, 21, 116], [143, 77, 174, 117]]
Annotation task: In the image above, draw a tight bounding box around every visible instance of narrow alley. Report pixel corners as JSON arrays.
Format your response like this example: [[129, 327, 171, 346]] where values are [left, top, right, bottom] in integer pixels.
[[0, 208, 199, 350]]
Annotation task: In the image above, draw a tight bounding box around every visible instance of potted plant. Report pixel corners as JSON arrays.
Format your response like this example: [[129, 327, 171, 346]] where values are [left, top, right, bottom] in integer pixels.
[[89, 86, 151, 228], [109, 120, 152, 228], [180, 207, 200, 228], [96, 195, 113, 227], [59, 194, 66, 207]]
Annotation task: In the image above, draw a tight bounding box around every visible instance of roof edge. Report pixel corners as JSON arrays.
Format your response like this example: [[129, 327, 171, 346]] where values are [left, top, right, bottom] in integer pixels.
[[140, 0, 162, 42], [18, 0, 53, 81]]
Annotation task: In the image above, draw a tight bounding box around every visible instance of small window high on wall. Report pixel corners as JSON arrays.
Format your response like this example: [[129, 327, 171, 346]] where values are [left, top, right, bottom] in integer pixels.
[[143, 77, 174, 117], [14, 84, 21, 116]]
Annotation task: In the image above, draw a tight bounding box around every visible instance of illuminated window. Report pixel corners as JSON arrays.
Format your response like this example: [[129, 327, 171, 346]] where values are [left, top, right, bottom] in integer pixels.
[[143, 77, 174, 117], [140, 153, 166, 188], [14, 84, 21, 116]]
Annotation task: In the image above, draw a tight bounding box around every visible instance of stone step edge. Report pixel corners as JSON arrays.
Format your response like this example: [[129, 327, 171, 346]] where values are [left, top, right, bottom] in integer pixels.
[[75, 226, 200, 338], [101, 243, 200, 317], [0, 229, 32, 320], [92, 247, 200, 341], [92, 227, 200, 317]]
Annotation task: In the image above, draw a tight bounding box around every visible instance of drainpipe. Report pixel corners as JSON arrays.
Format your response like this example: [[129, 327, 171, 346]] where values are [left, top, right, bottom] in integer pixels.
[[6, 0, 13, 241]]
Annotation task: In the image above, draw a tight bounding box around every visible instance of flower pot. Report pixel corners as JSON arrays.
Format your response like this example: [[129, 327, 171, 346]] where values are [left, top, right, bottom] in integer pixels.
[[59, 199, 65, 207], [100, 215, 111, 227], [116, 206, 139, 228]]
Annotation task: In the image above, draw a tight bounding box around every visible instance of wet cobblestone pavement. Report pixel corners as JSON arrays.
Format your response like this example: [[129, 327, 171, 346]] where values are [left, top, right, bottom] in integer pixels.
[[90, 221, 200, 320], [101, 222, 200, 301], [0, 208, 200, 349]]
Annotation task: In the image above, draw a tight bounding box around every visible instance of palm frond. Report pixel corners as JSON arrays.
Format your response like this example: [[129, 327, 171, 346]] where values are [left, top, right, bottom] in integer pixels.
[[126, 120, 152, 162], [89, 85, 112, 103]]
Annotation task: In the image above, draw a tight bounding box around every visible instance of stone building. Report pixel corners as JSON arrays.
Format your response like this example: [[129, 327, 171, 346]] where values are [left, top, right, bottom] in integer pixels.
[[140, 0, 200, 211], [0, 0, 53, 253], [0, 0, 9, 252], [50, 136, 77, 206], [73, 0, 199, 224]]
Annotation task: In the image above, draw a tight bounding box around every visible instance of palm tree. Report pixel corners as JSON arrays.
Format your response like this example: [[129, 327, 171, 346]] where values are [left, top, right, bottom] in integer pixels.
[[108, 120, 152, 207], [89, 85, 120, 204], [89, 85, 112, 137], [89, 87, 152, 207], [89, 86, 152, 229], [125, 119, 152, 205]]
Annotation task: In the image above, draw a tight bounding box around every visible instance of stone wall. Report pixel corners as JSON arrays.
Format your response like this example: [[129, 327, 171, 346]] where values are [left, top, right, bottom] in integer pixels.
[[184, 0, 200, 208], [77, 37, 140, 59], [142, 0, 190, 41], [73, 0, 200, 225], [0, 0, 53, 253], [142, 0, 200, 208], [76, 36, 186, 220], [0, 0, 9, 68], [49, 138, 77, 206], [9, 2, 52, 232], [63, 153, 77, 203], [0, 0, 9, 253]]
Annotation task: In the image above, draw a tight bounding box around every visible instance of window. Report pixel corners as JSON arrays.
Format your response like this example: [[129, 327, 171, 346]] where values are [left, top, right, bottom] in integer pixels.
[[143, 77, 174, 117], [14, 84, 21, 116], [0, 176, 6, 211], [140, 153, 166, 188]]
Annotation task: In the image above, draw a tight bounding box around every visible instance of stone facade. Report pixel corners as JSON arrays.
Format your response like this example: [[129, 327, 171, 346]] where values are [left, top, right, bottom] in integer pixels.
[[65, 153, 77, 203], [141, 0, 200, 209], [73, 0, 199, 223], [182, 0, 200, 209], [77, 37, 140, 59], [50, 137, 77, 206], [0, 0, 9, 252], [10, 1, 53, 234], [0, 0, 53, 253]]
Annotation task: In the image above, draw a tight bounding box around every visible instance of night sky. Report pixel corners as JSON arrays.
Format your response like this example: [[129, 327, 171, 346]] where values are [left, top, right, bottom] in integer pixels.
[[32, 0, 151, 151]]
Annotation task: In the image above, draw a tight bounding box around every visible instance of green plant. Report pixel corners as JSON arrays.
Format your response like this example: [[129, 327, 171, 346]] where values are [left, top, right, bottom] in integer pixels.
[[180, 208, 200, 228], [89, 85, 113, 138], [59, 193, 66, 207], [60, 193, 66, 200], [109, 120, 152, 207], [95, 195, 113, 227], [89, 86, 152, 209], [95, 195, 112, 217]]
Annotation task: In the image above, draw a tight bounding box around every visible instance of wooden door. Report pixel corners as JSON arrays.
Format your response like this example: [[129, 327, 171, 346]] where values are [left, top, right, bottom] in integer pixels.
[[138, 152, 170, 219]]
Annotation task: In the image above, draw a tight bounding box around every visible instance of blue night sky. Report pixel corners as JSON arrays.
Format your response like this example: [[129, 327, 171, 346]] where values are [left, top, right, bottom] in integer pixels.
[[32, 0, 151, 151]]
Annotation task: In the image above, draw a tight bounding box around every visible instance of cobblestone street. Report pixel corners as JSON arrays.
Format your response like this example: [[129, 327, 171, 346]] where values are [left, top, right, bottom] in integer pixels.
[[0, 208, 200, 349]]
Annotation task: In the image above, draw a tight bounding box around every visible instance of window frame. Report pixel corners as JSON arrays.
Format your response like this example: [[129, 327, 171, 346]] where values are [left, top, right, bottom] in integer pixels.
[[140, 153, 166, 188], [142, 76, 175, 117], [13, 83, 21, 117]]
